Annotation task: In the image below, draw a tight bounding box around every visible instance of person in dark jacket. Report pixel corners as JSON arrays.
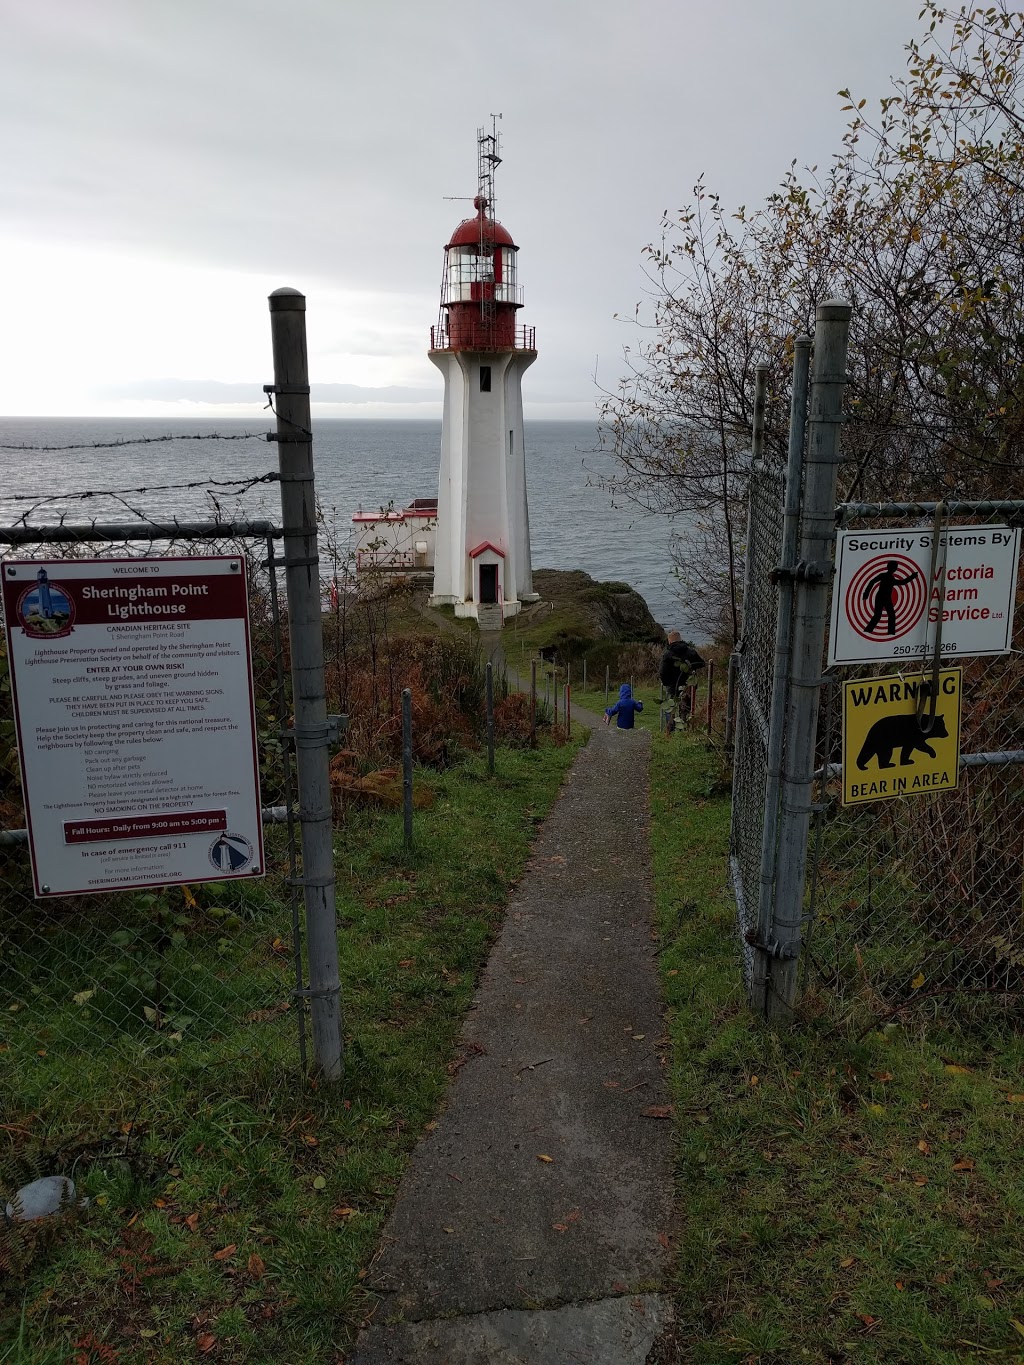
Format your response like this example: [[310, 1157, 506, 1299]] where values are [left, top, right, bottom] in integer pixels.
[[605, 682, 644, 729], [659, 632, 705, 719]]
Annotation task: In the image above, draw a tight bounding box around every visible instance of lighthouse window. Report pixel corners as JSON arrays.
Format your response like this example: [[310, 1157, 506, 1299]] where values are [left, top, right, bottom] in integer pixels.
[[479, 366, 492, 392]]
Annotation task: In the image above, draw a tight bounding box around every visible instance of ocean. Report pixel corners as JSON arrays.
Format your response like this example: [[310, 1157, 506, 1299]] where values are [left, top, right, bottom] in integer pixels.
[[0, 418, 694, 634]]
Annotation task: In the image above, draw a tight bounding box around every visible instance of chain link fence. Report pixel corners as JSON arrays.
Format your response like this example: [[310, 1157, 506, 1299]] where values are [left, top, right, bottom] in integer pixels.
[[733, 472, 1024, 1021], [804, 507, 1024, 1014], [0, 522, 311, 1127]]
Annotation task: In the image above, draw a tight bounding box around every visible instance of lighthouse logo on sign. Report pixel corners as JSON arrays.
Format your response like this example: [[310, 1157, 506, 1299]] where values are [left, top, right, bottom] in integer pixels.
[[845, 554, 926, 641]]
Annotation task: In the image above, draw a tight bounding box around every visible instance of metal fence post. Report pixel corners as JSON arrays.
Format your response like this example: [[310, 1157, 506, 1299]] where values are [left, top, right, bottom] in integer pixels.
[[767, 302, 851, 1021], [750, 334, 810, 1016], [604, 665, 609, 706], [268, 287, 343, 1084], [530, 659, 537, 747], [724, 652, 737, 747], [486, 660, 494, 775], [705, 660, 714, 733], [741, 365, 770, 629], [402, 687, 413, 850]]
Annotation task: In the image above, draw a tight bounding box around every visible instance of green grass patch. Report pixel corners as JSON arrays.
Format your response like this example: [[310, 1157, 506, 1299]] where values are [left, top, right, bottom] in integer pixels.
[[650, 733, 1024, 1365], [1, 738, 581, 1363]]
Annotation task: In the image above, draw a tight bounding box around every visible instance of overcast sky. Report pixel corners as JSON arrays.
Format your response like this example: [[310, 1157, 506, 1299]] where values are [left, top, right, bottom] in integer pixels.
[[0, 0, 924, 420]]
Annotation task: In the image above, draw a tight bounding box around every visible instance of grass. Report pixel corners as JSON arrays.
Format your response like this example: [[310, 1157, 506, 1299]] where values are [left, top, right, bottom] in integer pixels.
[[0, 737, 580, 1364], [650, 730, 1024, 1364]]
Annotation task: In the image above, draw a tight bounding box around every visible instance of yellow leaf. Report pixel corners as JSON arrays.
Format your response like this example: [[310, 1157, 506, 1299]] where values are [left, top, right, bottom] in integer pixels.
[[918, 1140, 931, 1154], [536, 1154, 554, 1163], [1010, 1319, 1024, 1339], [840, 1256, 856, 1268], [182, 886, 198, 909], [1006, 1094, 1024, 1103], [912, 973, 925, 989], [944, 1064, 972, 1074], [72, 989, 95, 1007]]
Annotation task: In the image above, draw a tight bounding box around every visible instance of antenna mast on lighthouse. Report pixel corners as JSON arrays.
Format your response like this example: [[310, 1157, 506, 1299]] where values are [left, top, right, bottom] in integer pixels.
[[477, 115, 502, 345]]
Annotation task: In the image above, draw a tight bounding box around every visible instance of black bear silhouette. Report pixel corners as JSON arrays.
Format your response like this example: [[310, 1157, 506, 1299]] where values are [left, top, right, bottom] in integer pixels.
[[856, 712, 949, 770]]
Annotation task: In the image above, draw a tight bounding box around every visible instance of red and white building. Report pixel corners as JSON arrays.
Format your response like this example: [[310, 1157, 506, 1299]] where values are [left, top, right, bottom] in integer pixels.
[[351, 124, 538, 622], [351, 499, 437, 576], [427, 125, 538, 622]]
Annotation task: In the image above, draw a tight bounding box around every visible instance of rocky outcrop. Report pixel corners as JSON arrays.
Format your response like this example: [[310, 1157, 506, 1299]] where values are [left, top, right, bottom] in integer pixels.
[[520, 570, 665, 662]]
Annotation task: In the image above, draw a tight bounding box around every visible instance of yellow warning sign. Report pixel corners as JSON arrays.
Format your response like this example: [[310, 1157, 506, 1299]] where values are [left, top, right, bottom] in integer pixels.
[[842, 669, 962, 805]]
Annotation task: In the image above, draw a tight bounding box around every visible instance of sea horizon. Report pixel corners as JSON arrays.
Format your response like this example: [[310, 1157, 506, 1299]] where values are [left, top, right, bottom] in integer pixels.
[[0, 416, 697, 637]]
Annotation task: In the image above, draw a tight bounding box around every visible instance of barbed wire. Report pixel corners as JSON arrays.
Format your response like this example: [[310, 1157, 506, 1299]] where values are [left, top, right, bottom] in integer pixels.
[[2, 473, 281, 531], [4, 472, 279, 506], [0, 432, 268, 452]]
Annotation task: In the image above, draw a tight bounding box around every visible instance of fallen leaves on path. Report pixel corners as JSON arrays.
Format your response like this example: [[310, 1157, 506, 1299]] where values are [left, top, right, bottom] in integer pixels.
[[536, 1153, 554, 1163], [641, 1105, 674, 1119]]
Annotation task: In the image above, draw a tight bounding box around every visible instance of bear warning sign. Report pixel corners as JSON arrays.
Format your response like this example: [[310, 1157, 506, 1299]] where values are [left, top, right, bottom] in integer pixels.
[[842, 669, 962, 805]]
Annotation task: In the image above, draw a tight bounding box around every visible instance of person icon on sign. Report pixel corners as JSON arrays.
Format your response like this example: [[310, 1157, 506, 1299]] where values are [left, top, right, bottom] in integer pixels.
[[862, 560, 918, 636]]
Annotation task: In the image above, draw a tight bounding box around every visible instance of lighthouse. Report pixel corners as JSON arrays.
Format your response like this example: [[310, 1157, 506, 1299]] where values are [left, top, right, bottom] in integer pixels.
[[428, 123, 538, 623]]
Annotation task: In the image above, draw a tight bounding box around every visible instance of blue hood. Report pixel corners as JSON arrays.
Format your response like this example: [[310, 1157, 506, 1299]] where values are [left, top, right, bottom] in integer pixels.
[[618, 683, 632, 700]]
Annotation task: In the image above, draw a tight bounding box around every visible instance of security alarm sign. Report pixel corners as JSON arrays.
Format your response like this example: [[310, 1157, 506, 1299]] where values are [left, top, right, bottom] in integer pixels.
[[829, 524, 1020, 666], [2, 556, 264, 898]]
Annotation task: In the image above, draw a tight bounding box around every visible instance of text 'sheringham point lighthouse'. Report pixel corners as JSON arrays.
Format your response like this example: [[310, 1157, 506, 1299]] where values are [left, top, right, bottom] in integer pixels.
[[428, 123, 538, 622]]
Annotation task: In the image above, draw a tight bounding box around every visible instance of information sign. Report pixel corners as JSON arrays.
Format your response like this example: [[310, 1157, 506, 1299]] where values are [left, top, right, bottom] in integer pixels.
[[2, 556, 264, 897], [842, 668, 962, 806], [829, 525, 1020, 665]]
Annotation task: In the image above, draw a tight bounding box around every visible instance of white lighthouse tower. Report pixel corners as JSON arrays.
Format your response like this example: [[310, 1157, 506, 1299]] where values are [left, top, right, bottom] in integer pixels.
[[428, 123, 538, 624]]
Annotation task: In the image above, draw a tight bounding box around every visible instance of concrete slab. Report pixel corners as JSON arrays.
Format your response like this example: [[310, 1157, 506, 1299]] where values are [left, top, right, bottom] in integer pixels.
[[356, 722, 674, 1329], [351, 1293, 672, 1364]]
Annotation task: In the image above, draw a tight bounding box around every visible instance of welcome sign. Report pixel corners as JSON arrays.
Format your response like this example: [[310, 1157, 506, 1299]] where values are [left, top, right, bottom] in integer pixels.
[[2, 556, 264, 898]]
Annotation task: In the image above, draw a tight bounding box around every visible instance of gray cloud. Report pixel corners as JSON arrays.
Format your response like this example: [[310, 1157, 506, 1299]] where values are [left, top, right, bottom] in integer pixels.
[[2, 0, 926, 410]]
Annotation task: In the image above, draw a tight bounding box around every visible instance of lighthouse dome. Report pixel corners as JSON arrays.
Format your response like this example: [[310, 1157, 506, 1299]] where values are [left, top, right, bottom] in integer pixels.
[[446, 197, 516, 249]]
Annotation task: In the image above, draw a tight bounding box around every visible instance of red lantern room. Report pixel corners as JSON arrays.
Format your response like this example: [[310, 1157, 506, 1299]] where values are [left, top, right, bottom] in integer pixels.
[[430, 125, 536, 354]]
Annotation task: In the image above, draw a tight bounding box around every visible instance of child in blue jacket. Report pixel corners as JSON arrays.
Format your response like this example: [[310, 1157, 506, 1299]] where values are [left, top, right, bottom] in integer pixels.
[[605, 683, 644, 729]]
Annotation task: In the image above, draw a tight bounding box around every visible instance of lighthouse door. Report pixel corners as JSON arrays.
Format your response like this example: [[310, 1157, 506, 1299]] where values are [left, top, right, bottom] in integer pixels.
[[479, 563, 498, 604]]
